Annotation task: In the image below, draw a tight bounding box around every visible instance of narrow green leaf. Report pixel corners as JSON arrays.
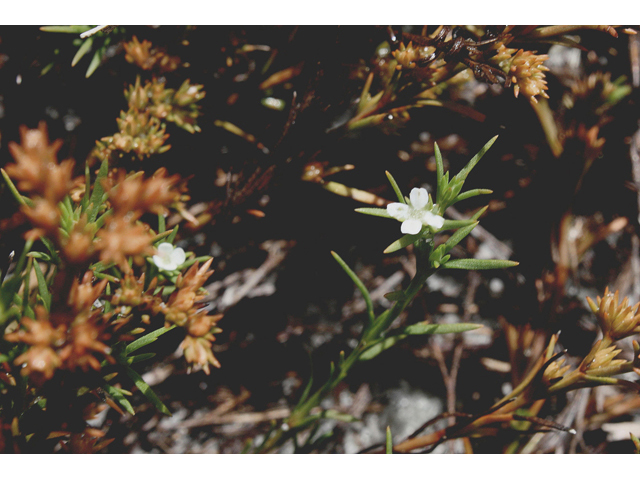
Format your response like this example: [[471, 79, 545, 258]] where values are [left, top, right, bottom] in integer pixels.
[[60, 195, 73, 218], [32, 261, 51, 311], [630, 433, 640, 453], [124, 325, 176, 356], [103, 383, 136, 416], [323, 410, 358, 423], [443, 258, 519, 270], [386, 426, 393, 454], [295, 372, 314, 409], [434, 142, 444, 189], [72, 37, 93, 66], [15, 239, 34, 275], [90, 261, 115, 274], [87, 159, 109, 223], [40, 62, 55, 76], [96, 270, 118, 282], [27, 252, 52, 262], [127, 352, 156, 364], [22, 258, 33, 317], [383, 291, 405, 302], [39, 237, 61, 265], [455, 136, 498, 184], [442, 222, 478, 255], [471, 205, 489, 221], [328, 360, 335, 381], [354, 207, 392, 219], [385, 171, 406, 204], [94, 209, 113, 230], [158, 214, 166, 234], [176, 255, 211, 271], [167, 224, 179, 244], [81, 161, 91, 211], [151, 229, 174, 245], [384, 234, 418, 254], [40, 25, 91, 34], [85, 48, 102, 78], [72, 204, 82, 223], [440, 219, 476, 231], [434, 142, 445, 205], [1, 169, 33, 207], [403, 322, 482, 335], [581, 374, 620, 386], [359, 336, 406, 360], [453, 189, 493, 204], [125, 366, 171, 416], [360, 323, 482, 361], [331, 251, 374, 323]]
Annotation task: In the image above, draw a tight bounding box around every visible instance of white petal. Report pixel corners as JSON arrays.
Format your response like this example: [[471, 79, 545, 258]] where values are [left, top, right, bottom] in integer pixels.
[[387, 202, 410, 221], [170, 247, 186, 266], [409, 188, 429, 209], [401, 219, 422, 235], [154, 255, 175, 271], [157, 243, 174, 255], [423, 211, 445, 229]]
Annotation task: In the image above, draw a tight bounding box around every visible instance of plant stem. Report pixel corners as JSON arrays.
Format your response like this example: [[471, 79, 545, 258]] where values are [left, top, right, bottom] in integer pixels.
[[258, 240, 434, 452]]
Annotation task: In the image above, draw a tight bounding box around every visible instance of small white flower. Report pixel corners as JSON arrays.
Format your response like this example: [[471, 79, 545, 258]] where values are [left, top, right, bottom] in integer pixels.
[[153, 243, 186, 271], [386, 188, 445, 235]]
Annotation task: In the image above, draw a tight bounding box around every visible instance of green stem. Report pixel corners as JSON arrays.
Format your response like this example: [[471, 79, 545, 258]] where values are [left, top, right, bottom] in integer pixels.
[[530, 98, 563, 158], [258, 240, 434, 452]]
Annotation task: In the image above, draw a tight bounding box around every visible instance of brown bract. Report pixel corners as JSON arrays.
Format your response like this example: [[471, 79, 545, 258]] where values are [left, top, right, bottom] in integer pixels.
[[6, 122, 76, 204], [105, 167, 181, 215], [60, 216, 96, 265], [181, 334, 221, 375], [111, 272, 157, 308], [156, 259, 222, 373], [124, 36, 181, 72], [587, 287, 640, 341], [5, 307, 65, 383], [5, 122, 81, 241], [68, 271, 108, 315], [95, 215, 155, 272], [58, 317, 113, 372], [493, 46, 550, 103]]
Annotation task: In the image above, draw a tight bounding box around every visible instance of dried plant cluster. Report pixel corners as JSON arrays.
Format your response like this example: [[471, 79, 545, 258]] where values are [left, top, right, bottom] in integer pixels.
[[1, 25, 639, 454], [0, 35, 215, 452]]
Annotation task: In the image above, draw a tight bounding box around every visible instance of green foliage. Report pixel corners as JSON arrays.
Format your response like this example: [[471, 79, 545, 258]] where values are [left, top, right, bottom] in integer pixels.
[[359, 322, 482, 361], [258, 138, 518, 452], [40, 25, 123, 77]]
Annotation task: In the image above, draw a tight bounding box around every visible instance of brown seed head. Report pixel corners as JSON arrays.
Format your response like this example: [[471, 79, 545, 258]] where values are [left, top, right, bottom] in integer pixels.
[[180, 334, 221, 374], [58, 317, 113, 372], [106, 167, 181, 215], [543, 358, 572, 386], [68, 271, 108, 315], [60, 216, 96, 265], [187, 311, 223, 338], [95, 215, 155, 272], [391, 42, 435, 70], [13, 346, 61, 384], [5, 307, 65, 347], [587, 287, 640, 340], [6, 122, 75, 203], [124, 36, 181, 72], [582, 341, 627, 377], [21, 198, 60, 238]]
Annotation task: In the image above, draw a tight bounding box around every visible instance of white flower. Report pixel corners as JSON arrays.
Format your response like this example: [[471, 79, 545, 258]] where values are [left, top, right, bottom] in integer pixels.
[[153, 243, 186, 271], [386, 188, 444, 235]]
